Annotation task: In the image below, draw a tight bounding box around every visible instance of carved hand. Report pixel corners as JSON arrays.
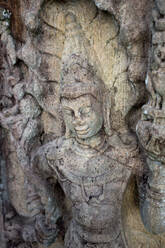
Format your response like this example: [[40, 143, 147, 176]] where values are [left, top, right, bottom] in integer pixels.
[[4, 219, 21, 241]]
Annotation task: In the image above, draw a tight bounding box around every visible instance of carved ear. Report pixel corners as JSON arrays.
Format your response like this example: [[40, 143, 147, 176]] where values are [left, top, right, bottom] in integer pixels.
[[103, 91, 113, 137]]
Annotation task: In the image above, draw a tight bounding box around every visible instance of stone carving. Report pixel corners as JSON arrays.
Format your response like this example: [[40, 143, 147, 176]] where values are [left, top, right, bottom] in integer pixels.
[[0, 7, 47, 248], [29, 52, 139, 247], [0, 1, 152, 247], [136, 0, 165, 238]]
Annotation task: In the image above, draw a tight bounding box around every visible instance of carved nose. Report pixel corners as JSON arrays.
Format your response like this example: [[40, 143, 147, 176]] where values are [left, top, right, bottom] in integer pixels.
[[73, 112, 83, 125]]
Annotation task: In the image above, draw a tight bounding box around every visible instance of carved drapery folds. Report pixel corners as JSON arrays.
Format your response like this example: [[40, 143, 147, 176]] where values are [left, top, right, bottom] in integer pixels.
[[136, 0, 165, 236]]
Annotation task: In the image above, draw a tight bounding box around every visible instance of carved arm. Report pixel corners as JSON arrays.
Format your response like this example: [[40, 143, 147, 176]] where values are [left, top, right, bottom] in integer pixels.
[[139, 157, 165, 234], [137, 111, 165, 234], [28, 142, 62, 246]]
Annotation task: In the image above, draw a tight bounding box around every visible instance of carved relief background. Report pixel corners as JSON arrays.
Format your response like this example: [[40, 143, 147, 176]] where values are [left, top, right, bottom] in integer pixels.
[[0, 0, 157, 247]]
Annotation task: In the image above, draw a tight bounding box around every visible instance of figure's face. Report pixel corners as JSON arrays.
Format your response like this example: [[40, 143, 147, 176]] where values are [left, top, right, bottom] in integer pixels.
[[61, 94, 103, 139], [154, 43, 165, 68]]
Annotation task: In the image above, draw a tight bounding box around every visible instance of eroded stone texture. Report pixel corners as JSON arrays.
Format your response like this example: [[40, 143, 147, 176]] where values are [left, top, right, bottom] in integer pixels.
[[39, 0, 147, 137], [93, 0, 151, 79], [135, 0, 165, 247], [93, 0, 152, 134], [28, 54, 139, 248], [0, 0, 153, 247]]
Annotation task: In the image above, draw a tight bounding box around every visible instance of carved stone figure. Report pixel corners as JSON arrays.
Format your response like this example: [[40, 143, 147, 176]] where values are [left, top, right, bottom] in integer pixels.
[[0, 1, 152, 247], [136, 0, 165, 239], [29, 54, 138, 248], [0, 8, 46, 247]]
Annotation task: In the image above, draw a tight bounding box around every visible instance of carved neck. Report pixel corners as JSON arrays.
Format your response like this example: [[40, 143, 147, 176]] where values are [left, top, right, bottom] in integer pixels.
[[75, 130, 106, 150]]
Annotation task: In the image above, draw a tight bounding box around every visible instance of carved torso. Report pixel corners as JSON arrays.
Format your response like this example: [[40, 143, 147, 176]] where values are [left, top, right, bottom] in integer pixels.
[[44, 136, 137, 245]]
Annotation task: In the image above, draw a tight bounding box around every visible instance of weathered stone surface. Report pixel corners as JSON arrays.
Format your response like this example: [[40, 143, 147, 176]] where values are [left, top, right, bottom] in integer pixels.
[[6, 139, 29, 216], [41, 111, 63, 138], [29, 54, 139, 247], [0, 0, 155, 248], [39, 0, 140, 136], [135, 0, 165, 246]]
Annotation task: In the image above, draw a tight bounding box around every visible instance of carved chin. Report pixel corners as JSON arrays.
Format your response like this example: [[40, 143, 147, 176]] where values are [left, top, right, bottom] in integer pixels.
[[75, 127, 89, 137], [76, 131, 91, 139], [75, 126, 102, 139]]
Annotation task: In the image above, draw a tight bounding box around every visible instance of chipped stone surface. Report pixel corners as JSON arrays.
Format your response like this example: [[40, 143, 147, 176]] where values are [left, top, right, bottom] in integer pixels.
[[39, 0, 133, 135], [0, 0, 154, 247]]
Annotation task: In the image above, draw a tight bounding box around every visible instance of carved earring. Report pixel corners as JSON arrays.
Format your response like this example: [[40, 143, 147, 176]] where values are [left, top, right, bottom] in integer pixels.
[[103, 91, 113, 137]]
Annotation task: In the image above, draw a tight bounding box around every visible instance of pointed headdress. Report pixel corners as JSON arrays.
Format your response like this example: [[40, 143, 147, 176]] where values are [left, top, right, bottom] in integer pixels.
[[60, 12, 112, 136]]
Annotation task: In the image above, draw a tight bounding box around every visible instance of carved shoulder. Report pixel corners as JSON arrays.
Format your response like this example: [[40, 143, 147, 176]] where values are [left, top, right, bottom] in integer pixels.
[[107, 134, 139, 170], [45, 136, 68, 160], [31, 137, 64, 176], [31, 136, 71, 177]]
